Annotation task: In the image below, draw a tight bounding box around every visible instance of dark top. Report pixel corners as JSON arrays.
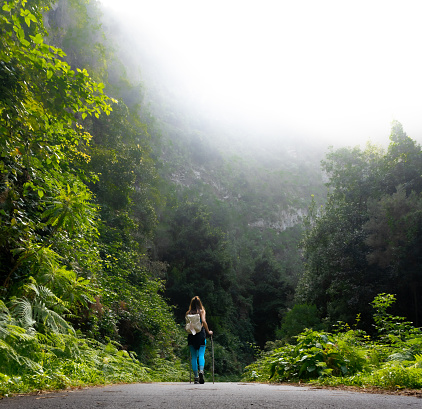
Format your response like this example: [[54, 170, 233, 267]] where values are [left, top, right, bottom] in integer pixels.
[[187, 310, 206, 350], [188, 326, 206, 350]]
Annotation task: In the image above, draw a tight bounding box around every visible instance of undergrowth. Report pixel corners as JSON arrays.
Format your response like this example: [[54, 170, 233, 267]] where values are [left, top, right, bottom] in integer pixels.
[[242, 294, 422, 391], [0, 298, 188, 397]]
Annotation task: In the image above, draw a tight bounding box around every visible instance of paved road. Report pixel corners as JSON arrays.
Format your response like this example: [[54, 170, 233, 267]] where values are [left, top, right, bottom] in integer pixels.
[[1, 382, 420, 408]]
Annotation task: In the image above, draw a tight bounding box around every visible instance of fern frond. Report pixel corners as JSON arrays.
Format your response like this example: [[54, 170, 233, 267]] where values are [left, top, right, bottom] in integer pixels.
[[0, 302, 13, 339], [4, 324, 34, 341], [18, 355, 42, 371], [13, 297, 36, 330], [35, 332, 51, 345], [0, 300, 8, 311], [0, 338, 21, 364], [414, 354, 422, 368], [26, 279, 69, 311], [18, 245, 62, 275], [37, 284, 55, 300], [40, 330, 65, 347], [32, 300, 74, 334], [23, 278, 40, 297], [38, 267, 96, 308], [0, 338, 41, 371]]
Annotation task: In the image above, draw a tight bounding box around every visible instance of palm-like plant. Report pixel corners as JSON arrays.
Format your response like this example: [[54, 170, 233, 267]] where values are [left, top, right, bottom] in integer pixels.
[[0, 300, 41, 372], [13, 278, 75, 335], [36, 266, 96, 310], [1, 277, 75, 376]]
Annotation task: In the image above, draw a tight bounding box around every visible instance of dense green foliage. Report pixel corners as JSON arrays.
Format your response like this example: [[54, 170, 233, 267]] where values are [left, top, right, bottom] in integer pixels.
[[245, 122, 422, 390], [0, 0, 186, 395], [296, 122, 422, 328], [0, 295, 152, 396], [243, 294, 422, 390]]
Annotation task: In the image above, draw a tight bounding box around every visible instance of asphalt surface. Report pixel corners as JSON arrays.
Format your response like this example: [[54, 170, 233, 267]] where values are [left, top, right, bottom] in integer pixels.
[[1, 382, 421, 408]]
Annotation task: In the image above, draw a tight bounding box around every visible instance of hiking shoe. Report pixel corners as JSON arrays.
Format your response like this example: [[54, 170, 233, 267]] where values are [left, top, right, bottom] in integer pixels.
[[199, 371, 204, 384], [194, 377, 199, 384]]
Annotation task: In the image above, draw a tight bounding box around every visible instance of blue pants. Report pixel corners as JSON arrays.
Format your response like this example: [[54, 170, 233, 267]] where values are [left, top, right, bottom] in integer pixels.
[[189, 340, 206, 375]]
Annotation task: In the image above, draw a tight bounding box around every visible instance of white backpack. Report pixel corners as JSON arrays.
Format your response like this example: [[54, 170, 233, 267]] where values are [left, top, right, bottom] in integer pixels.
[[185, 314, 202, 335]]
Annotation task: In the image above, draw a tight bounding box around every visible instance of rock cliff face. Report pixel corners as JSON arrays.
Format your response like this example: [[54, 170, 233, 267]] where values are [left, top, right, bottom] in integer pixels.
[[248, 207, 308, 232], [170, 165, 230, 198]]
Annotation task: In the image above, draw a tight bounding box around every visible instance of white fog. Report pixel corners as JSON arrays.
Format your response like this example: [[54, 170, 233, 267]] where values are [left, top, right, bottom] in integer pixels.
[[98, 0, 422, 147]]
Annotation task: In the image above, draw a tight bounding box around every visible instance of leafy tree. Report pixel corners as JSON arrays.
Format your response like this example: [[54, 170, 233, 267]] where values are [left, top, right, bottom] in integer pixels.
[[160, 201, 234, 324], [276, 303, 323, 343], [1, 0, 111, 297], [250, 248, 291, 347], [364, 187, 422, 325], [297, 122, 422, 328], [384, 121, 422, 195]]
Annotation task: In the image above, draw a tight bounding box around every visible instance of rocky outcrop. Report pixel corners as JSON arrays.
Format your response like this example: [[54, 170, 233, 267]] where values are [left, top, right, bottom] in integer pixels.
[[248, 207, 307, 232]]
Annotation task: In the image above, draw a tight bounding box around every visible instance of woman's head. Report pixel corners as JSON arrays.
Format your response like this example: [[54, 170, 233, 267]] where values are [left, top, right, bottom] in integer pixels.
[[189, 296, 204, 312]]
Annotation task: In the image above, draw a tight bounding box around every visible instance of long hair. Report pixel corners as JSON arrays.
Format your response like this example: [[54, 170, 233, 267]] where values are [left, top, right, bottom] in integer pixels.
[[187, 296, 204, 315]]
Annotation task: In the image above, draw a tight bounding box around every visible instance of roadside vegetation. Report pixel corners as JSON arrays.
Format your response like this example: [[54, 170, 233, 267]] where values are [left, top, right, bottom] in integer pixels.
[[0, 296, 189, 396], [0, 0, 188, 396], [243, 293, 422, 391]]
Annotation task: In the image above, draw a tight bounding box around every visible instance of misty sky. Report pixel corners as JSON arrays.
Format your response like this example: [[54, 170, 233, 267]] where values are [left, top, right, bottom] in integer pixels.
[[99, 0, 422, 145]]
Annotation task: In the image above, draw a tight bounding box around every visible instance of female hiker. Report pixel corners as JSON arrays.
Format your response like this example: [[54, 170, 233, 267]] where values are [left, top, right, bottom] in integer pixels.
[[185, 296, 213, 384]]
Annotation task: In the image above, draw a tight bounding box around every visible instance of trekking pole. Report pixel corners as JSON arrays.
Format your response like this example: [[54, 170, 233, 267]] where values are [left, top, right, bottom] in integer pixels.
[[189, 348, 192, 383], [211, 335, 215, 384]]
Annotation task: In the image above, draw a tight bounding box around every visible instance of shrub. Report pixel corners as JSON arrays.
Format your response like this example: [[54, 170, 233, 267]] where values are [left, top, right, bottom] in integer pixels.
[[264, 329, 365, 382], [244, 294, 422, 391], [370, 362, 422, 389]]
